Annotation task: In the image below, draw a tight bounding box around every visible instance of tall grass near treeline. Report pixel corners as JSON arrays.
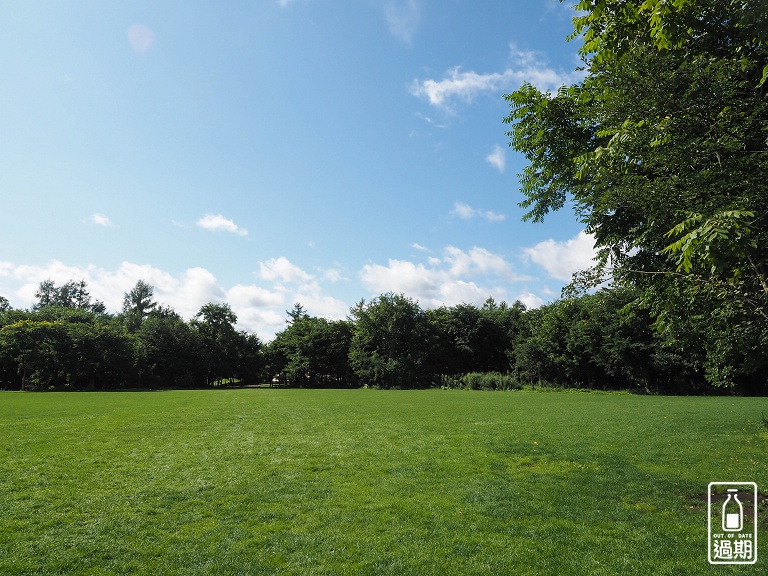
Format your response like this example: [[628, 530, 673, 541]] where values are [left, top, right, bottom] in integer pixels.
[[1, 389, 766, 575], [438, 372, 522, 390]]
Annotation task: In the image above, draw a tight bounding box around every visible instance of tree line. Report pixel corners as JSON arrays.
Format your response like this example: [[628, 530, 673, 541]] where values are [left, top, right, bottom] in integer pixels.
[[0, 280, 260, 391], [1, 279, 765, 393]]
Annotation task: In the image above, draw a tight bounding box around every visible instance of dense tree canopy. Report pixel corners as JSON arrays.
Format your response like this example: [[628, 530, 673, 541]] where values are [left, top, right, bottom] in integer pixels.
[[504, 0, 768, 387], [0, 276, 764, 393], [266, 305, 354, 387], [33, 279, 106, 314], [0, 280, 263, 390], [349, 293, 432, 389]]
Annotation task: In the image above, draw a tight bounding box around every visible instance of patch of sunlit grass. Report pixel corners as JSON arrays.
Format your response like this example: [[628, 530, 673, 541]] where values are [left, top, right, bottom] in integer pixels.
[[0, 389, 766, 574]]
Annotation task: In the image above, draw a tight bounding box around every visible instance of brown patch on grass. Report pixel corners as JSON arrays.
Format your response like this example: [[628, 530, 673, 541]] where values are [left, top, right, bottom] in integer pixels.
[[687, 490, 768, 530]]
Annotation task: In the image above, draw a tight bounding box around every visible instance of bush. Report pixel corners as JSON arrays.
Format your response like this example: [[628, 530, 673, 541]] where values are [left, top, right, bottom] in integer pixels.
[[436, 374, 462, 389], [462, 372, 522, 391]]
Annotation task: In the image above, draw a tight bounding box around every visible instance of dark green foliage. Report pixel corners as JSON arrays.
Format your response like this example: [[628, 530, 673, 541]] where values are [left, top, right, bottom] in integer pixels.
[[349, 293, 432, 389], [122, 279, 157, 333], [0, 281, 263, 390], [33, 279, 106, 314], [426, 299, 525, 377], [192, 303, 262, 386], [135, 311, 206, 388], [461, 372, 522, 391], [266, 309, 354, 387], [0, 277, 764, 393], [511, 287, 701, 392], [0, 309, 134, 390], [505, 0, 768, 390]]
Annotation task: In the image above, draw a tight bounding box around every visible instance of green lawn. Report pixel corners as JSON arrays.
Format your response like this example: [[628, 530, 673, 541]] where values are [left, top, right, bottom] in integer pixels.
[[1, 389, 766, 575]]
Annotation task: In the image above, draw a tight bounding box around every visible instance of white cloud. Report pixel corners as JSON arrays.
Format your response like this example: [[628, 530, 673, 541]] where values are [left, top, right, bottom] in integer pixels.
[[361, 259, 439, 296], [451, 202, 476, 220], [319, 267, 344, 283], [89, 213, 114, 227], [359, 245, 529, 308], [485, 145, 506, 173], [410, 67, 514, 111], [196, 214, 248, 236], [450, 202, 506, 223], [384, 0, 422, 44], [0, 260, 218, 319], [127, 24, 156, 54], [411, 243, 430, 252], [414, 112, 448, 129], [444, 246, 511, 277], [258, 257, 313, 284], [515, 292, 545, 309], [483, 210, 506, 223], [523, 230, 598, 281], [410, 44, 585, 112], [0, 258, 348, 341], [227, 284, 285, 308], [292, 288, 349, 321]]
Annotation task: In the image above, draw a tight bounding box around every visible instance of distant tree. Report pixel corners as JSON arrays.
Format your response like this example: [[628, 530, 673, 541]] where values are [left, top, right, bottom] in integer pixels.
[[0, 320, 65, 390], [426, 299, 526, 377], [234, 332, 264, 384], [0, 296, 10, 312], [287, 303, 309, 324], [349, 293, 431, 388], [136, 312, 206, 387], [33, 279, 59, 310], [64, 318, 134, 390], [33, 279, 106, 314], [0, 309, 133, 390], [122, 280, 156, 332], [192, 303, 242, 385], [269, 310, 353, 387]]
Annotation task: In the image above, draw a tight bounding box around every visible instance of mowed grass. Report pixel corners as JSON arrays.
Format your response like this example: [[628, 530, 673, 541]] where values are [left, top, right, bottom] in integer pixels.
[[1, 389, 767, 575]]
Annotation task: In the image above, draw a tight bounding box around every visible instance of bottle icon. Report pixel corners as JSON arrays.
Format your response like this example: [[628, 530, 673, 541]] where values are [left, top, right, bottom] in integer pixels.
[[722, 488, 743, 532]]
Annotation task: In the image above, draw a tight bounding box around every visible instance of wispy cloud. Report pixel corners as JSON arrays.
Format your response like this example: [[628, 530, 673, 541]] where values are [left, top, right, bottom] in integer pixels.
[[410, 67, 514, 111], [485, 145, 506, 173], [196, 214, 248, 236], [384, 0, 422, 44], [127, 24, 156, 54], [88, 213, 114, 227], [451, 202, 476, 220], [410, 43, 585, 112], [450, 201, 506, 223]]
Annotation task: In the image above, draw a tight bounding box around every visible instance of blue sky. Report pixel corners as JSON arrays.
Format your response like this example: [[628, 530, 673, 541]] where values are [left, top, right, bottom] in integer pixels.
[[0, 0, 596, 339]]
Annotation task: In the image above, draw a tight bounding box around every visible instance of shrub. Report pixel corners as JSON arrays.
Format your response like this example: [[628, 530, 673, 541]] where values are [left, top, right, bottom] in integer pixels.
[[461, 372, 522, 391], [436, 374, 463, 390]]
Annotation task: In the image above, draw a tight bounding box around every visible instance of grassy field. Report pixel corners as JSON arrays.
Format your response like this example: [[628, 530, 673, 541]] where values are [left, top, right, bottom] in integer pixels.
[[1, 389, 767, 575]]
